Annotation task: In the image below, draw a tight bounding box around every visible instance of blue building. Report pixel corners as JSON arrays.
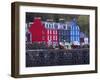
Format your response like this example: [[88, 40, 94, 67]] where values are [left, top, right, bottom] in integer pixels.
[[68, 18, 80, 43]]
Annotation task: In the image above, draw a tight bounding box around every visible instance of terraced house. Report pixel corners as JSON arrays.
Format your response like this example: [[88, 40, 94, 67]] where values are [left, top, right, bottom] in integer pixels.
[[26, 17, 81, 47]]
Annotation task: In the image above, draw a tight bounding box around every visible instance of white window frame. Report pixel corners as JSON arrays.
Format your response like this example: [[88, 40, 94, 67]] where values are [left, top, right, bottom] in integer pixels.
[[50, 30, 52, 34], [53, 36, 55, 40], [56, 36, 57, 40], [48, 36, 49, 40], [56, 30, 57, 34], [50, 36, 52, 40], [48, 30, 49, 34], [53, 30, 55, 34]]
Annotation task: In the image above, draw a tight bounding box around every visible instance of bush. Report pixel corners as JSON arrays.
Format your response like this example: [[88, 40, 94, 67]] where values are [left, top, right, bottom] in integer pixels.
[[48, 45, 54, 49], [39, 42, 47, 49], [26, 43, 33, 50], [26, 42, 48, 50], [32, 42, 40, 49]]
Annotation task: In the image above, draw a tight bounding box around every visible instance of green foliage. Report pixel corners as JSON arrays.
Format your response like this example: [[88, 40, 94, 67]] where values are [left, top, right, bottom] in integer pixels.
[[39, 42, 47, 49], [48, 45, 54, 49], [77, 16, 89, 37]]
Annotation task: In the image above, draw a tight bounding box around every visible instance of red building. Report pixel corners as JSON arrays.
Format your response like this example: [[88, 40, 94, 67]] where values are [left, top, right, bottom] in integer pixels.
[[28, 17, 58, 46], [29, 17, 47, 43]]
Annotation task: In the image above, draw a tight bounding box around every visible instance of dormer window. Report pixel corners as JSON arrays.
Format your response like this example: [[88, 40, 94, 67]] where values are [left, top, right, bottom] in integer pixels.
[[54, 23, 58, 29], [51, 23, 53, 28], [45, 23, 49, 28], [49, 23, 51, 28], [63, 25, 66, 29]]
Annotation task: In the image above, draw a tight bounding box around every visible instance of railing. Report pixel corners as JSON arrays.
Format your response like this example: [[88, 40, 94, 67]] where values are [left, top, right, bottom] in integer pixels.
[[26, 48, 89, 67]]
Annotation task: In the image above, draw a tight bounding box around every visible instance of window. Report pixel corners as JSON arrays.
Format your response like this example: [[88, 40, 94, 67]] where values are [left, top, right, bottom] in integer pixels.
[[50, 30, 52, 34], [50, 36, 52, 40], [56, 30, 57, 34], [46, 23, 49, 28], [71, 31, 73, 35], [75, 31, 76, 35], [48, 23, 53, 29], [61, 36, 64, 39], [42, 36, 45, 40], [59, 38, 61, 41], [53, 30, 55, 34], [48, 36, 49, 40], [64, 30, 66, 35], [71, 25, 73, 30], [51, 24, 53, 28], [54, 24, 58, 29], [73, 30, 75, 35], [56, 36, 57, 40], [76, 25, 79, 30], [75, 37, 76, 41], [53, 36, 55, 40], [71, 36, 73, 41], [59, 31, 61, 35], [62, 31, 63, 35], [78, 37, 79, 41], [66, 31, 68, 35], [55, 36, 56, 40], [65, 24, 67, 29], [48, 30, 49, 34], [42, 31, 45, 34], [77, 31, 79, 35], [63, 25, 66, 29], [49, 24, 51, 28], [73, 36, 75, 41], [73, 26, 75, 30]]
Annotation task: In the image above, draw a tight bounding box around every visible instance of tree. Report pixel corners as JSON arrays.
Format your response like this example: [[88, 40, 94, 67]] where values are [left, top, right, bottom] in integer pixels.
[[77, 16, 89, 37]]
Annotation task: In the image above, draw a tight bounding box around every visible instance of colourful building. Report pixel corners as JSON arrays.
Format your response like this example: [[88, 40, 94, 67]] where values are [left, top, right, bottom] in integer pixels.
[[43, 19, 58, 46], [69, 18, 80, 43], [28, 17, 47, 43], [58, 18, 68, 43], [26, 17, 82, 46]]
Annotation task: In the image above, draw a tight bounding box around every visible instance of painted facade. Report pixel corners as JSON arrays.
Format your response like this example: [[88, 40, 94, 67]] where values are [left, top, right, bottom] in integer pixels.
[[28, 18, 47, 43], [69, 18, 80, 43], [43, 21, 58, 46], [26, 17, 83, 46]]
